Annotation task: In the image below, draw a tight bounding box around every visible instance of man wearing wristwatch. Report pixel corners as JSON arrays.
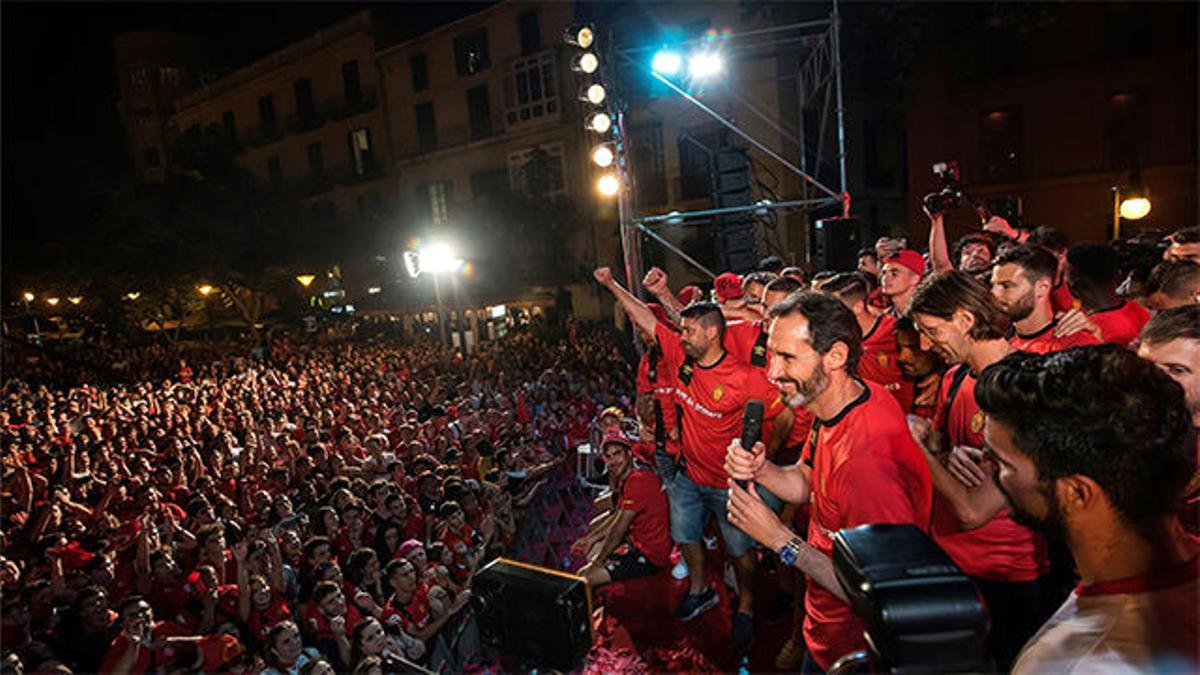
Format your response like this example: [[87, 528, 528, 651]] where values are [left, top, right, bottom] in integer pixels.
[[726, 291, 932, 674]]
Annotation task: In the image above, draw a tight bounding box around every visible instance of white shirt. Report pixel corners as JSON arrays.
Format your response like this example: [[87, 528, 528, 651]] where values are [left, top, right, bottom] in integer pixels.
[[1014, 557, 1198, 674]]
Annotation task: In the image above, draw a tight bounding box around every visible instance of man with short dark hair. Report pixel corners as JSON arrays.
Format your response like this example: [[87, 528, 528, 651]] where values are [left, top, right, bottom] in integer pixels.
[[741, 271, 778, 318], [908, 270, 1052, 670], [991, 245, 1100, 354], [880, 249, 925, 315], [594, 267, 787, 653], [725, 291, 932, 673], [823, 272, 912, 412], [1028, 226, 1074, 313], [1060, 242, 1150, 347], [895, 316, 946, 420], [1165, 226, 1200, 264], [1143, 260, 1200, 311], [975, 346, 1198, 673], [856, 248, 879, 277]]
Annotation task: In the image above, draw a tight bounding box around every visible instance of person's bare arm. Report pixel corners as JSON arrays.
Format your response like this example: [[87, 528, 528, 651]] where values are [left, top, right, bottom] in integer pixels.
[[594, 268, 658, 337], [928, 211, 953, 273], [643, 267, 683, 325]]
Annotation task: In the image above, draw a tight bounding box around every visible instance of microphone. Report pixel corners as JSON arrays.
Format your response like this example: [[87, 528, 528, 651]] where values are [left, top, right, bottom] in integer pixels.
[[736, 399, 764, 490]]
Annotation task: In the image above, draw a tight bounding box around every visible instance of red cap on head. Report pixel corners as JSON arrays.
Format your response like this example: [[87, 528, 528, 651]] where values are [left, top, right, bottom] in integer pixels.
[[198, 633, 245, 672], [598, 406, 624, 422], [677, 285, 704, 306], [714, 273, 744, 303], [885, 249, 926, 277], [601, 428, 632, 450]]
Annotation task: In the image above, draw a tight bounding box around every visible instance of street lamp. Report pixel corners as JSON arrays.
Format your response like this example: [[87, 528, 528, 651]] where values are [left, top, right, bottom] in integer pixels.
[[197, 284, 215, 297], [68, 296, 82, 305], [404, 243, 464, 348], [1112, 165, 1152, 240], [22, 292, 34, 303], [295, 274, 316, 288], [124, 291, 141, 301], [46, 297, 60, 307]]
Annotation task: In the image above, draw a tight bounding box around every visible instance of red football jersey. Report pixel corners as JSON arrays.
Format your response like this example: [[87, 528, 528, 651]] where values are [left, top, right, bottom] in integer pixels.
[[1049, 282, 1075, 314], [1010, 320, 1101, 354], [931, 366, 1048, 582], [802, 381, 933, 670], [637, 345, 679, 450], [617, 468, 671, 566], [1089, 300, 1150, 348], [655, 323, 784, 488], [858, 314, 913, 412]]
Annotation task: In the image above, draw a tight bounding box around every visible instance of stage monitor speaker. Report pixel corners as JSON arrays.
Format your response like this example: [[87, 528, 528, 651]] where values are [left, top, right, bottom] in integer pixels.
[[472, 558, 593, 671], [812, 217, 862, 272]]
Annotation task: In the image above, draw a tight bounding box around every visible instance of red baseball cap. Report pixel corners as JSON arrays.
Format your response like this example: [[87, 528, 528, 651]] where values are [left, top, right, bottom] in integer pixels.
[[677, 285, 704, 306], [198, 633, 245, 672], [601, 429, 632, 450], [714, 273, 744, 303], [884, 249, 926, 277]]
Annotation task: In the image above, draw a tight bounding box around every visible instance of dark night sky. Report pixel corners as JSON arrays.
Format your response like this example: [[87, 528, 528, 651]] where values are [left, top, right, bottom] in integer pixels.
[[1, 2, 493, 280]]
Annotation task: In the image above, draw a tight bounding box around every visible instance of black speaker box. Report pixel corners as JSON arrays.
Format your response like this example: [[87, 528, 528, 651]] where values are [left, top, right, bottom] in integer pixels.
[[471, 558, 593, 670], [812, 216, 862, 272]]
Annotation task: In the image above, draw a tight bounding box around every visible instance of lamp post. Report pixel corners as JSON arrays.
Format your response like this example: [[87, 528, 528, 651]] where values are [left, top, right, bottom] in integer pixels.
[[405, 243, 463, 348], [1112, 166, 1152, 240]]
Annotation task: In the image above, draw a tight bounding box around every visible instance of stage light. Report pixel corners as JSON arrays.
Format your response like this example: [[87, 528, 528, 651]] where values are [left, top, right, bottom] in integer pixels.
[[587, 111, 612, 134], [1119, 197, 1151, 220], [419, 243, 464, 274], [580, 83, 606, 105], [652, 50, 682, 76], [592, 145, 614, 167], [597, 173, 620, 197], [564, 25, 595, 49], [688, 51, 724, 79], [572, 52, 599, 74]]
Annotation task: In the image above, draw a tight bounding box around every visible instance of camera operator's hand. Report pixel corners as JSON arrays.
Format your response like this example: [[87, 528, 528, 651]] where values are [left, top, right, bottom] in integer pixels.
[[724, 438, 765, 482], [982, 215, 1019, 241], [921, 205, 945, 225], [1054, 309, 1102, 342], [947, 446, 989, 489]]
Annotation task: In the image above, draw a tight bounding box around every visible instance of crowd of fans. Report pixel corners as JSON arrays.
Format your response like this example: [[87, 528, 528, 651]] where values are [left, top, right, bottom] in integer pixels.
[[2, 215, 1198, 675], [0, 324, 634, 674]]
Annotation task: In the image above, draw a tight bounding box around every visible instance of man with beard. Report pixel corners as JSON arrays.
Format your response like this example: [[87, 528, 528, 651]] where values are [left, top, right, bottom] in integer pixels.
[[724, 291, 931, 673], [908, 270, 1052, 671], [594, 267, 787, 654], [928, 209, 998, 278], [894, 317, 946, 420], [975, 347, 1198, 673], [990, 245, 1099, 354]]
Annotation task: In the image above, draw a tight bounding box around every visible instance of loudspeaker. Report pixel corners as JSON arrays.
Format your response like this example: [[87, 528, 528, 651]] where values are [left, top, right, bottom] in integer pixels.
[[833, 524, 990, 672], [812, 216, 861, 272], [472, 558, 593, 670]]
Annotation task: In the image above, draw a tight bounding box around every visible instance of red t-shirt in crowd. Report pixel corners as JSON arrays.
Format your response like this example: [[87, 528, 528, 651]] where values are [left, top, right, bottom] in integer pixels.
[[636, 344, 679, 453], [802, 381, 932, 671], [1049, 281, 1075, 314], [386, 584, 431, 633], [1010, 319, 1101, 354], [655, 322, 785, 488], [931, 365, 1048, 582], [100, 621, 191, 674], [616, 467, 671, 567], [858, 314, 914, 412], [1089, 300, 1151, 348], [723, 320, 769, 369]]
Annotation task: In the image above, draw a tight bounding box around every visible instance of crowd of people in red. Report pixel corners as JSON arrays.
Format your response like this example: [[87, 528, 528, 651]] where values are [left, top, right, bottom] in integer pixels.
[[1, 325, 635, 674]]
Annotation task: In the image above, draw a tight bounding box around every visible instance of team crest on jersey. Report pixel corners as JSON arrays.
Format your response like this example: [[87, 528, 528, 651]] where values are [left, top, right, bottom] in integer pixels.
[[877, 352, 889, 367], [752, 344, 767, 358], [970, 410, 985, 434], [712, 385, 725, 402]]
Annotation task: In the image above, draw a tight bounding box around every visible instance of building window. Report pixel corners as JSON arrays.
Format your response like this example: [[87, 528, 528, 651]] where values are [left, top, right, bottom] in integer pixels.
[[978, 108, 1022, 184], [258, 95, 278, 134], [222, 110, 236, 145], [159, 66, 181, 88], [410, 53, 429, 92], [470, 168, 509, 202], [143, 147, 161, 167], [342, 59, 362, 107], [503, 51, 557, 128], [306, 142, 325, 177], [135, 107, 153, 129], [267, 155, 282, 183], [428, 180, 453, 225], [294, 78, 316, 121], [630, 122, 667, 206], [453, 29, 490, 77], [1104, 91, 1147, 172], [466, 84, 492, 140], [415, 102, 437, 154], [348, 127, 375, 175], [508, 143, 565, 196], [131, 67, 147, 88], [518, 10, 541, 56]]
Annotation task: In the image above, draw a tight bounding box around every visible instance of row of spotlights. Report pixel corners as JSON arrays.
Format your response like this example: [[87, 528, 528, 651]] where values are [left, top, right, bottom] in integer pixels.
[[652, 48, 725, 79]]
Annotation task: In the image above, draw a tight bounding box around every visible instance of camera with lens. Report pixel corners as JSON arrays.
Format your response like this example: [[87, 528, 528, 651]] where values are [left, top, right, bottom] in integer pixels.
[[923, 161, 965, 215]]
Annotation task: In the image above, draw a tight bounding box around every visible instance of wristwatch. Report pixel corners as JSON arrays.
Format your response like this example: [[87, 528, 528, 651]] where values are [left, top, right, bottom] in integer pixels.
[[778, 537, 804, 568]]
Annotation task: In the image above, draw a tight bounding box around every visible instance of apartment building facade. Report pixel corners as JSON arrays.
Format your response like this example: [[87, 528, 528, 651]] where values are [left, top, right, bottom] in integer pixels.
[[171, 11, 391, 221]]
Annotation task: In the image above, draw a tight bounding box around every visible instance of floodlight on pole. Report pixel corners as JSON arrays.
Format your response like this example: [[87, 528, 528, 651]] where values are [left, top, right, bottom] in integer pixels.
[[572, 52, 599, 74], [563, 24, 594, 49], [580, 83, 607, 105], [597, 173, 621, 197], [419, 243, 464, 275], [1119, 196, 1151, 220], [592, 145, 615, 168], [651, 50, 682, 76], [688, 50, 724, 79], [587, 111, 612, 134]]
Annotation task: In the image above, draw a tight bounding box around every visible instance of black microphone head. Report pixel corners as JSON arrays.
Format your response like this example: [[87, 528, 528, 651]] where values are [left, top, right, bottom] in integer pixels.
[[741, 399, 764, 448]]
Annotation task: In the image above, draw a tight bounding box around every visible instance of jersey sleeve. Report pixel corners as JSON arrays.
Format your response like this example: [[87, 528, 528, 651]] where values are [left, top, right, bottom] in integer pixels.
[[655, 321, 685, 371], [636, 354, 652, 394]]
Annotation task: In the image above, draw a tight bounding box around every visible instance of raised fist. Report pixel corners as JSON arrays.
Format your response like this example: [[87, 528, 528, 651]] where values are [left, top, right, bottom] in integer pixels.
[[593, 267, 614, 286], [642, 267, 668, 295]]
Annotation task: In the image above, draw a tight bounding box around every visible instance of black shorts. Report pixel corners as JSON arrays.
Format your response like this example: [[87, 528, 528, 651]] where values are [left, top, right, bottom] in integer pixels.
[[604, 543, 661, 582]]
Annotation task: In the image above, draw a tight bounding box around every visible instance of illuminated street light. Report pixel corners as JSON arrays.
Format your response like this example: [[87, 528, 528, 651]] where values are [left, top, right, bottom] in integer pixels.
[[419, 243, 464, 274], [597, 173, 620, 197], [367, 286, 382, 295], [68, 296, 82, 305], [564, 24, 594, 49], [125, 292, 141, 301], [572, 52, 599, 74], [652, 50, 682, 76], [592, 145, 615, 168], [22, 292, 34, 303], [295, 274, 316, 288], [46, 297, 60, 307], [1119, 196, 1151, 220], [197, 284, 215, 296], [688, 51, 724, 79], [581, 83, 606, 105], [587, 111, 612, 134]]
